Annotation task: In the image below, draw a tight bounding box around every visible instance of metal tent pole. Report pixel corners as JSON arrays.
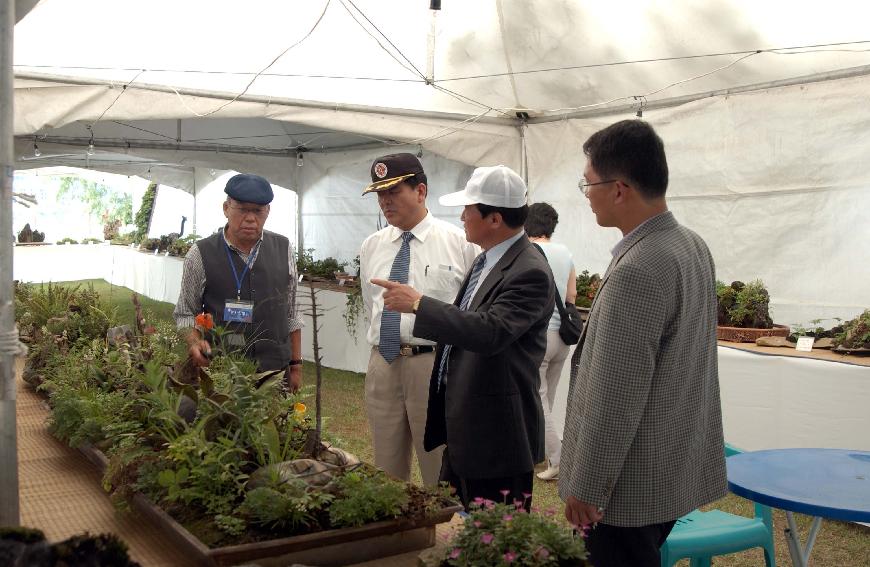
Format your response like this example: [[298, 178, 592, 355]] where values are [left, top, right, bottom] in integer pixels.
[[0, 0, 21, 526]]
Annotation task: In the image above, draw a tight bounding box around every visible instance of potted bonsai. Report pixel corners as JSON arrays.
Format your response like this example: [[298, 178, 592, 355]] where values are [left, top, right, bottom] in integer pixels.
[[831, 310, 870, 354], [574, 270, 600, 323], [716, 280, 790, 343]]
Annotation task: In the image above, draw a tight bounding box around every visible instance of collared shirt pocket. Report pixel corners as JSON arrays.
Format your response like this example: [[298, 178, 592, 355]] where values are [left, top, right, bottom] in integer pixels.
[[422, 264, 463, 303]]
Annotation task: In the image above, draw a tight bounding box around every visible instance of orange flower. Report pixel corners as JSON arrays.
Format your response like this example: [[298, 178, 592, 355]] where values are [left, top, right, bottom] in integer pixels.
[[294, 402, 307, 415], [195, 312, 214, 331]]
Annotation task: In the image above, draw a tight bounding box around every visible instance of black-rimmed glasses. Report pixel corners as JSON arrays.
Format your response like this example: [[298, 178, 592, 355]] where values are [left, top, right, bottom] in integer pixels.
[[578, 177, 617, 196]]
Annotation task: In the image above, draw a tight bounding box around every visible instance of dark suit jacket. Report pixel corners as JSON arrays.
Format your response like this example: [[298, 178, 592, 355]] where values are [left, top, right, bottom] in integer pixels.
[[414, 235, 555, 479]]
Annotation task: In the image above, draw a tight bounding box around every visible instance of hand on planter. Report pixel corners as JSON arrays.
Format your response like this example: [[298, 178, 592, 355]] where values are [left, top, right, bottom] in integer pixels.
[[187, 329, 212, 367], [285, 364, 302, 393]]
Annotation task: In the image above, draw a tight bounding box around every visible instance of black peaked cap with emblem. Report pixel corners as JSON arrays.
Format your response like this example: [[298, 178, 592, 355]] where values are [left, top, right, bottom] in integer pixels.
[[362, 153, 425, 195]]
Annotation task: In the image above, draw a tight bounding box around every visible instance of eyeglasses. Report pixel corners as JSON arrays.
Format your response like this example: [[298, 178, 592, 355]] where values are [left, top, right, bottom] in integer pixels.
[[578, 177, 617, 196], [229, 204, 269, 217]]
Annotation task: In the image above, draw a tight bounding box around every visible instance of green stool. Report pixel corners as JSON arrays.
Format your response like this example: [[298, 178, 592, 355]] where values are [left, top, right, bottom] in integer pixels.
[[660, 444, 775, 567]]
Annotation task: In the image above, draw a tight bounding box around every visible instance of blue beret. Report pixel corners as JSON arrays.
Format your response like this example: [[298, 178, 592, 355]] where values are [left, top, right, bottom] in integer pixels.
[[225, 173, 274, 204]]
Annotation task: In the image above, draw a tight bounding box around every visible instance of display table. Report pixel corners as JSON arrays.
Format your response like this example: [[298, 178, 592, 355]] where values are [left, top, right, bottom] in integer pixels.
[[552, 342, 870, 452], [727, 448, 870, 566], [13, 243, 184, 304]]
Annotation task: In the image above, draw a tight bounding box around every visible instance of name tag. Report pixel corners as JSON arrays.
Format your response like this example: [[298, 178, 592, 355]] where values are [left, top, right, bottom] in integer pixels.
[[224, 299, 254, 323]]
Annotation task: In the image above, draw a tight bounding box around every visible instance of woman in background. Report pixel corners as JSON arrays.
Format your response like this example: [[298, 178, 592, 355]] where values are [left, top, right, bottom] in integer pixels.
[[525, 202, 576, 481]]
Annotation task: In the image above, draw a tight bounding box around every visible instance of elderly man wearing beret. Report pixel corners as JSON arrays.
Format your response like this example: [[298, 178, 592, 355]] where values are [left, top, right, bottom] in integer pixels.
[[174, 173, 304, 391]]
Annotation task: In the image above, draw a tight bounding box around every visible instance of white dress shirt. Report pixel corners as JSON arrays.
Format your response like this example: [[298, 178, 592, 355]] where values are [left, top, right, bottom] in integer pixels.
[[361, 212, 480, 346]]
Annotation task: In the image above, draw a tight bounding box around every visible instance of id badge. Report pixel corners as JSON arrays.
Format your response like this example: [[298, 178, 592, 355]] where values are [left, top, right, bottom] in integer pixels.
[[223, 299, 254, 323]]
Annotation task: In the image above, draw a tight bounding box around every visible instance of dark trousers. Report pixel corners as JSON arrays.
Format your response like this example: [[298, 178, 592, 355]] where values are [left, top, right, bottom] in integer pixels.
[[584, 520, 676, 567], [439, 449, 534, 511]]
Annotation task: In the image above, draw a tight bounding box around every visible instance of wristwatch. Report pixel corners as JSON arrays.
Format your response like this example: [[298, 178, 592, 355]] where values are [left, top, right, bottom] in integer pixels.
[[412, 297, 421, 314], [288, 359, 303, 366]]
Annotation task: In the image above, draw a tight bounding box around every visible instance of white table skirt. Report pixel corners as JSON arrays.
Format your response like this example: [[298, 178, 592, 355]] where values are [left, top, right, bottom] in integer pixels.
[[14, 243, 183, 304]]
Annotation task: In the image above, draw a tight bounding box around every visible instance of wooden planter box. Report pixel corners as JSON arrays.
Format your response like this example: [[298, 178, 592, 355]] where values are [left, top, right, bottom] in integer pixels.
[[78, 445, 461, 566], [716, 323, 790, 343]]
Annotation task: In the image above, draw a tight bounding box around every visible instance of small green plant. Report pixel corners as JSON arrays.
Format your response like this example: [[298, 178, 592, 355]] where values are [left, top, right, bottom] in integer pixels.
[[82, 237, 103, 244], [442, 499, 588, 566], [296, 248, 347, 279], [575, 270, 600, 308], [140, 237, 161, 251], [57, 237, 79, 245], [328, 468, 409, 528], [168, 234, 199, 257], [239, 477, 333, 531], [342, 286, 364, 343], [111, 233, 137, 246], [789, 318, 843, 341]]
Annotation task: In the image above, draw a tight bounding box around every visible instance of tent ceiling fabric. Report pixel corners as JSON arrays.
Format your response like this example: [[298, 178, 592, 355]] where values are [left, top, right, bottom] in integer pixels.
[[11, 1, 870, 172], [12, 0, 870, 116]]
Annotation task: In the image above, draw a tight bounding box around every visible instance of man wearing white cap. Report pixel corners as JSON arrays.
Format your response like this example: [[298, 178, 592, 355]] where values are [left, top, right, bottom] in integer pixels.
[[374, 165, 554, 509]]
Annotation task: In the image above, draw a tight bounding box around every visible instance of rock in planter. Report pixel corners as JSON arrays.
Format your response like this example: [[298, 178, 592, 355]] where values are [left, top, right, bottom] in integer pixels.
[[755, 335, 794, 347], [107, 325, 134, 346]]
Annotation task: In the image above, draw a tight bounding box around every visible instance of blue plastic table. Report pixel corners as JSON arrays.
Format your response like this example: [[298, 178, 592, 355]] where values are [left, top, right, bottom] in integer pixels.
[[727, 448, 870, 566]]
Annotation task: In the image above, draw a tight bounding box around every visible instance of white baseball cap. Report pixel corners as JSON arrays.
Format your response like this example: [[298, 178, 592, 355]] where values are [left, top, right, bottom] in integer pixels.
[[439, 165, 528, 208]]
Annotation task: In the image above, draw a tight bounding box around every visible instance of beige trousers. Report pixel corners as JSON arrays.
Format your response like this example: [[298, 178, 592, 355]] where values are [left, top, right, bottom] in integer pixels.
[[365, 347, 444, 486], [538, 330, 570, 467]]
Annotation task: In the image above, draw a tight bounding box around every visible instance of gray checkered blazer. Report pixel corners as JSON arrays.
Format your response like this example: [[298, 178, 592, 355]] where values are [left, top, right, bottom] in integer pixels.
[[558, 211, 727, 527]]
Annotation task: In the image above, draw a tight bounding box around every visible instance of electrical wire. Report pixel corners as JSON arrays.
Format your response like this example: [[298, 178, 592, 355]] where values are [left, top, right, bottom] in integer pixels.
[[15, 40, 870, 85], [436, 40, 870, 82], [169, 0, 332, 117], [339, 0, 427, 80], [87, 70, 145, 128], [507, 51, 761, 115]]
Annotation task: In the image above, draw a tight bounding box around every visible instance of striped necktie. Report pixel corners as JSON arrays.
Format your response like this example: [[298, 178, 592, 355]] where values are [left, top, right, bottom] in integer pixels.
[[378, 231, 414, 363], [436, 253, 487, 389]]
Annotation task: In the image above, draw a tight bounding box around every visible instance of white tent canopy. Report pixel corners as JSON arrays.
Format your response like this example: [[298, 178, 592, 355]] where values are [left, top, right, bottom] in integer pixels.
[[10, 0, 870, 322]]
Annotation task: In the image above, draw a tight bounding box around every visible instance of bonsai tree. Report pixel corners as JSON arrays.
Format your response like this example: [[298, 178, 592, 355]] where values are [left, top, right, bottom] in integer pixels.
[[832, 310, 870, 350], [716, 280, 773, 329], [17, 223, 34, 243], [575, 270, 601, 308]]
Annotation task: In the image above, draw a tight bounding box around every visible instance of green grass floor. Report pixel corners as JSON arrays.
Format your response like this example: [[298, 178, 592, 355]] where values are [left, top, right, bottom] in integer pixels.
[[59, 279, 870, 566]]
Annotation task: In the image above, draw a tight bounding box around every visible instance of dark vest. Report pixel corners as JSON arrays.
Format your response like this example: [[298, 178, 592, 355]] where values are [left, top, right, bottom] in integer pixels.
[[198, 230, 291, 371]]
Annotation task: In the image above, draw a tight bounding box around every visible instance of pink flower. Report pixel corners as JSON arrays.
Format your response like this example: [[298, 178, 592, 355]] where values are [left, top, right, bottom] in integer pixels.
[[522, 492, 532, 499], [481, 533, 494, 545], [449, 547, 462, 559], [499, 489, 510, 501], [504, 551, 517, 563], [473, 521, 482, 528], [536, 546, 550, 559], [502, 514, 514, 522], [473, 496, 485, 505]]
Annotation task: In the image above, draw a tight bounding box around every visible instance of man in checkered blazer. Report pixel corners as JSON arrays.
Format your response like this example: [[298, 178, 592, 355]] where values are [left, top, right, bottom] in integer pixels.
[[559, 120, 727, 567]]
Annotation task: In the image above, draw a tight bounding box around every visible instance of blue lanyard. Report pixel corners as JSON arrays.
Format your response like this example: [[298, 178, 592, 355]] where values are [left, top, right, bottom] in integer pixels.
[[224, 237, 261, 300]]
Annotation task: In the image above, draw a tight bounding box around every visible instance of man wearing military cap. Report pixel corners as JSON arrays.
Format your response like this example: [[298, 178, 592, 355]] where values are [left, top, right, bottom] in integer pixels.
[[174, 173, 304, 392], [359, 153, 478, 485]]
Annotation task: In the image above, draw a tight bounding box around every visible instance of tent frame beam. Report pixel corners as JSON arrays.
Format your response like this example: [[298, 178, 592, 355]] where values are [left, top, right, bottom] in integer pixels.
[[14, 71, 516, 126], [15, 134, 404, 157], [527, 63, 870, 124]]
